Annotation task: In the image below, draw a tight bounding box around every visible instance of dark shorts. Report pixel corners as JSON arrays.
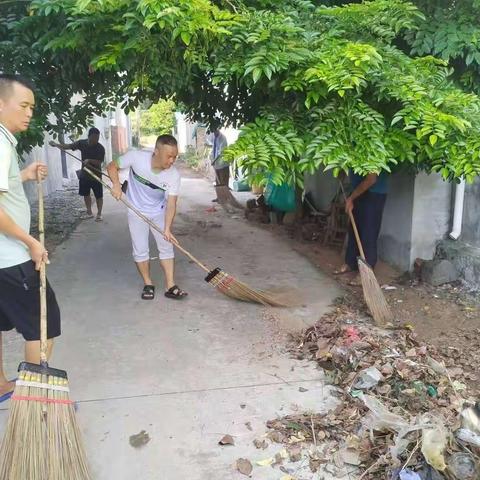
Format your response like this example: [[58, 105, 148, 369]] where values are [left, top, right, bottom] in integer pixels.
[[79, 175, 103, 199], [0, 260, 61, 341]]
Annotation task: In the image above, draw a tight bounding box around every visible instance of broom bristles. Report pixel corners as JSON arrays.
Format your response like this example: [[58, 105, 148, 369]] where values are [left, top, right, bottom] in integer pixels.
[[205, 268, 292, 307], [0, 364, 91, 480], [358, 258, 393, 326]]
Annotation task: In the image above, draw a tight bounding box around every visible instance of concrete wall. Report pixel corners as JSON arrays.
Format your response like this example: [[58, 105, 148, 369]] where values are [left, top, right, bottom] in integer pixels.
[[380, 171, 451, 270], [461, 177, 480, 248], [377, 171, 415, 271], [410, 172, 451, 262]]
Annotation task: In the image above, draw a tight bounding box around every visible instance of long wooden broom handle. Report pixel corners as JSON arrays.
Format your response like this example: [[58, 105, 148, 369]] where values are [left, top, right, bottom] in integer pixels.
[[37, 170, 48, 365], [81, 166, 212, 274], [339, 179, 366, 261]]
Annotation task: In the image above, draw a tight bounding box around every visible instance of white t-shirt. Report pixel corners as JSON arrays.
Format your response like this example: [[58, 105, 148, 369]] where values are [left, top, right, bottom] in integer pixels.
[[117, 151, 181, 216], [0, 123, 31, 268]]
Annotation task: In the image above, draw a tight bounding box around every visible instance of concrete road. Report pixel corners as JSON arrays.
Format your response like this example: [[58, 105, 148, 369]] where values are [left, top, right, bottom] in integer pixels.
[[0, 156, 342, 479]]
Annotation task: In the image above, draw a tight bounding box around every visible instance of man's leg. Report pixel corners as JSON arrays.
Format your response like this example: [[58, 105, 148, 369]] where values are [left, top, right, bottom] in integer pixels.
[[345, 197, 368, 271], [127, 211, 152, 286], [344, 224, 359, 272], [84, 195, 93, 216], [212, 169, 221, 202], [0, 333, 15, 395], [218, 166, 229, 187], [24, 274, 61, 364], [151, 213, 186, 296], [362, 193, 387, 269], [159, 258, 175, 290], [79, 177, 94, 216], [93, 181, 104, 220], [214, 168, 222, 187], [96, 198, 103, 218], [135, 260, 153, 286], [343, 196, 368, 285], [24, 339, 54, 364]]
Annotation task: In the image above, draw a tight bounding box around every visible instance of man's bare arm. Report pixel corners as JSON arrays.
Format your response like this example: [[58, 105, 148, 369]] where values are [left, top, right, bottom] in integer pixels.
[[163, 195, 178, 243], [345, 173, 378, 214], [49, 140, 76, 150], [107, 161, 122, 200]]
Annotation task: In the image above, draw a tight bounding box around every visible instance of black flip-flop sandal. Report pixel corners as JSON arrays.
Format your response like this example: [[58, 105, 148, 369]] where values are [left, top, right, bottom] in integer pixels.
[[165, 285, 188, 300], [141, 285, 155, 300]]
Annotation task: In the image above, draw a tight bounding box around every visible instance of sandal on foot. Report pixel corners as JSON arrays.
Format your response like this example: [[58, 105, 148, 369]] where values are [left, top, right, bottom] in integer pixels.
[[165, 285, 188, 300], [141, 285, 155, 300], [0, 379, 16, 404], [333, 264, 353, 275], [95, 215, 103, 222]]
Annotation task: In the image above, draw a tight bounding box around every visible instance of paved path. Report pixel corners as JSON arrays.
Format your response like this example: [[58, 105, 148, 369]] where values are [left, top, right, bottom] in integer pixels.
[[0, 154, 341, 479]]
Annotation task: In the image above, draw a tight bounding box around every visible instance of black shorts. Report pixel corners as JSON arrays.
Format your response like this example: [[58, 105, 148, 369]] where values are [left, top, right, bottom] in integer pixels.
[[0, 260, 61, 341], [79, 175, 103, 199]]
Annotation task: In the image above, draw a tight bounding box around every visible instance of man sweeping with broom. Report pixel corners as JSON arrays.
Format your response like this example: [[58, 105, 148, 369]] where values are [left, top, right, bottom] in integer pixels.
[[0, 74, 91, 479], [334, 171, 388, 285], [0, 74, 61, 394], [107, 134, 188, 301]]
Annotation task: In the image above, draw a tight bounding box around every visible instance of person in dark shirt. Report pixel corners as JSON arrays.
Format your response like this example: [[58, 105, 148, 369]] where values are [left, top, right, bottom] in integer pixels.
[[51, 127, 106, 221], [334, 172, 388, 285]]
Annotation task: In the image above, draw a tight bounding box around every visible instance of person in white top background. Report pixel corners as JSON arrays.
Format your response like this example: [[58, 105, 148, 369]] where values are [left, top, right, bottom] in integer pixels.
[[107, 134, 188, 301]]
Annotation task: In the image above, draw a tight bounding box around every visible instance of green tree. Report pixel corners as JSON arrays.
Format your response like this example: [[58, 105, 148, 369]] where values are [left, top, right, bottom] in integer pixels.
[[2, 0, 480, 184], [139, 99, 176, 136]]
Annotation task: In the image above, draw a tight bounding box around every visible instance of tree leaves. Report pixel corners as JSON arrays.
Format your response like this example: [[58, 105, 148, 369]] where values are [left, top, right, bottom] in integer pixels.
[[2, 0, 480, 182]]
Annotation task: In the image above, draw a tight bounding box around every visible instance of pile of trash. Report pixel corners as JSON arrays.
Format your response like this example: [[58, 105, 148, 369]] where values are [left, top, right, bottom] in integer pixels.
[[271, 300, 480, 479]]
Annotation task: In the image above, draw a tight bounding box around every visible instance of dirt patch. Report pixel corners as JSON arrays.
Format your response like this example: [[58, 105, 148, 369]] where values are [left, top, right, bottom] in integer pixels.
[[30, 183, 86, 256]]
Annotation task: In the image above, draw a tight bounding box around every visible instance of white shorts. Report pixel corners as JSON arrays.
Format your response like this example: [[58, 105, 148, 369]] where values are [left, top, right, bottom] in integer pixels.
[[127, 210, 174, 262]]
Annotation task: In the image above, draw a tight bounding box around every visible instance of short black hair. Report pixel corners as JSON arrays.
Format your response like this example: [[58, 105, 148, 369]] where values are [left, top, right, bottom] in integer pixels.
[[155, 134, 177, 148], [0, 74, 35, 98], [88, 127, 100, 136]]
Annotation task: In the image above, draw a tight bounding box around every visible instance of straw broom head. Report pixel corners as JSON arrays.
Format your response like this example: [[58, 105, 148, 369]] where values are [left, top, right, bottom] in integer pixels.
[[358, 258, 393, 326], [205, 267, 293, 307]]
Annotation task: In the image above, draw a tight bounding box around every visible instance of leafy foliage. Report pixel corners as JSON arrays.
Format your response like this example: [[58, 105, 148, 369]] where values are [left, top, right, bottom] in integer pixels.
[[405, 1, 480, 94], [1, 0, 480, 183], [139, 99, 176, 136]]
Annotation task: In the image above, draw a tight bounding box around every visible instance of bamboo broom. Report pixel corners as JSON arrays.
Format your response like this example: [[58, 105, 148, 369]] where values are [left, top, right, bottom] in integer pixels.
[[0, 171, 91, 479], [340, 180, 393, 326], [81, 166, 290, 307]]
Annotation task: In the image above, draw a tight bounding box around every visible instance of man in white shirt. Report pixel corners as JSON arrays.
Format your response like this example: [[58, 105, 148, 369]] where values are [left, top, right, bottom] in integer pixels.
[[107, 135, 188, 301], [0, 74, 61, 399]]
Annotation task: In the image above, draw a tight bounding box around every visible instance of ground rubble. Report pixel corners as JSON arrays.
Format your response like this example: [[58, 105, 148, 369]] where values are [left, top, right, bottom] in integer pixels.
[[237, 296, 480, 479], [29, 183, 86, 255]]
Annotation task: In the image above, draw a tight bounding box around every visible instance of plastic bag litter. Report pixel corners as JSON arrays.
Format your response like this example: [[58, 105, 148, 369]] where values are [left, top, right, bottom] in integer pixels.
[[354, 367, 384, 390], [460, 403, 480, 434], [448, 452, 477, 480], [399, 469, 421, 480], [359, 393, 409, 432], [421, 424, 447, 471], [456, 428, 480, 447], [426, 356, 448, 376]]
